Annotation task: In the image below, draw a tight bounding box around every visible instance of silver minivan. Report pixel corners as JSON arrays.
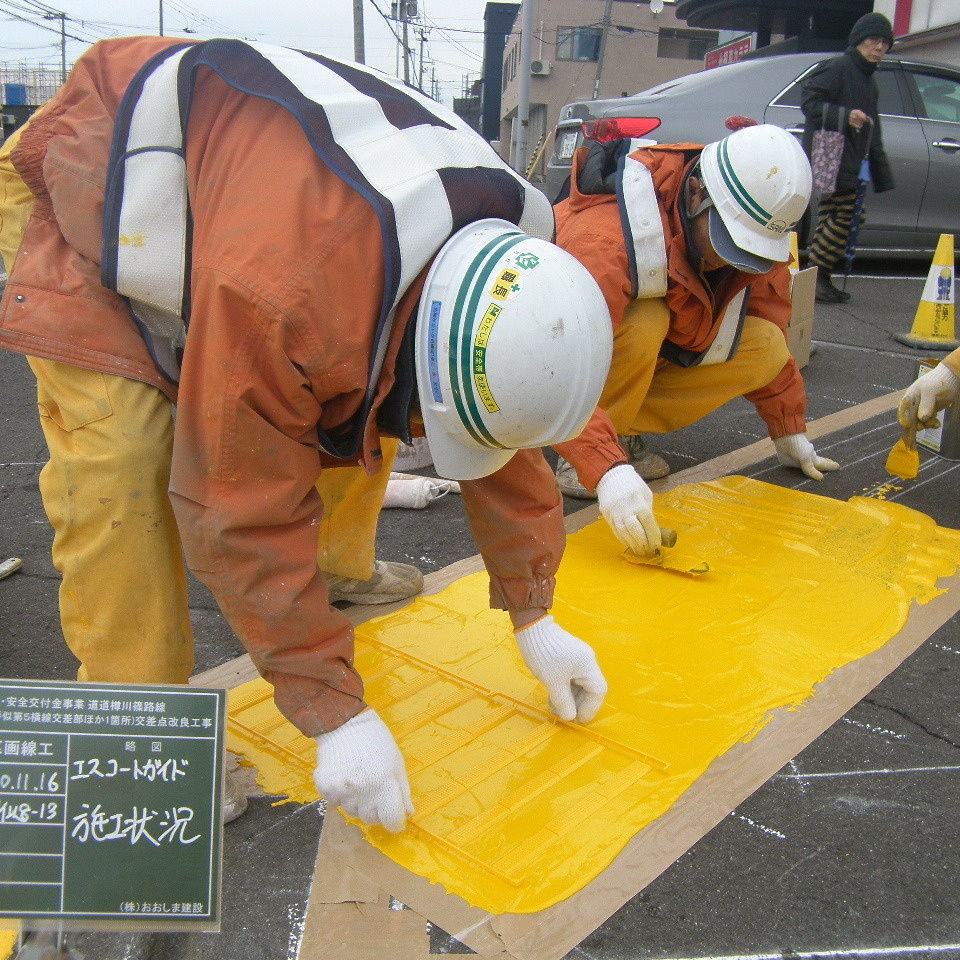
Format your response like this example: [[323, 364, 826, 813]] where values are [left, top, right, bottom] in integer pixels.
[[544, 52, 960, 258]]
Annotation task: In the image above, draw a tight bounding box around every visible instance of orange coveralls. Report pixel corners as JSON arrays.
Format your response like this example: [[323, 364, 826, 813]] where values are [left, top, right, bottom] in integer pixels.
[[0, 37, 567, 737]]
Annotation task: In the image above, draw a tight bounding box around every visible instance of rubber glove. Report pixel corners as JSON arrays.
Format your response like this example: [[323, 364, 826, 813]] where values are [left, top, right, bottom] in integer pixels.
[[595, 464, 661, 556], [313, 708, 413, 832], [773, 433, 840, 481], [514, 615, 608, 723], [898, 362, 960, 430]]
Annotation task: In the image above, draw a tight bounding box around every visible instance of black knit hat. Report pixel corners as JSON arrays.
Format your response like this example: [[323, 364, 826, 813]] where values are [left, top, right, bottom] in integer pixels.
[[849, 12, 894, 48]]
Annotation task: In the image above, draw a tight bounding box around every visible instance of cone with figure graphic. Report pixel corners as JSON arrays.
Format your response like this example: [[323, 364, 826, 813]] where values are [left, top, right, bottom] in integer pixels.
[[894, 233, 959, 350]]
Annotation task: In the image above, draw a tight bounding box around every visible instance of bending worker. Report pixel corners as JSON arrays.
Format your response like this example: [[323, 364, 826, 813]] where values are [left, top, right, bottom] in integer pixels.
[[0, 36, 617, 833], [550, 122, 839, 549]]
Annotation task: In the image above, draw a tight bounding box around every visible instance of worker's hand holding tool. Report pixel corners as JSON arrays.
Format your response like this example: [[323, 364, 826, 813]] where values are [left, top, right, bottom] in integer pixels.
[[514, 615, 608, 723], [898, 363, 960, 430], [596, 464, 661, 556], [773, 433, 840, 481], [313, 708, 414, 832]]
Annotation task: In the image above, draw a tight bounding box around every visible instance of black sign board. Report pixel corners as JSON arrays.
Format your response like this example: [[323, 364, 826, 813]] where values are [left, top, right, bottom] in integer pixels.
[[0, 679, 224, 931]]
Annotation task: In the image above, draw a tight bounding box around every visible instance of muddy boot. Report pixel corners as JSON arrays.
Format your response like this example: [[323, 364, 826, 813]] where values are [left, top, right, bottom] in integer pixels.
[[617, 435, 670, 481], [325, 560, 424, 604], [555, 457, 595, 499]]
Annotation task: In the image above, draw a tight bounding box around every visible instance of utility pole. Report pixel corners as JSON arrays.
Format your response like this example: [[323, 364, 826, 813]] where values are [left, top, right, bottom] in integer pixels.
[[43, 12, 67, 83], [512, 0, 534, 173], [593, 0, 613, 100], [353, 0, 365, 64], [417, 26, 426, 93], [401, 0, 410, 86], [159, 0, 164, 36]]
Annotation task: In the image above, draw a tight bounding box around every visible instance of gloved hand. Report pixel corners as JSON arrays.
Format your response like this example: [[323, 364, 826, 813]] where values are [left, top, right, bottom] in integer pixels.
[[596, 464, 661, 556], [514, 615, 608, 723], [313, 708, 413, 833], [898, 362, 960, 429], [773, 433, 840, 481]]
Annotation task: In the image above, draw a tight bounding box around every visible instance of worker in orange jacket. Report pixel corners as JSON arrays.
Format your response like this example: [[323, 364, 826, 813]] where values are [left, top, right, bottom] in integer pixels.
[[551, 124, 840, 556], [0, 36, 617, 832]]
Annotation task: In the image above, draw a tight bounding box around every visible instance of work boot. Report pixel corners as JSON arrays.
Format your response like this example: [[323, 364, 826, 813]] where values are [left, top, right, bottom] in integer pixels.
[[814, 267, 850, 303], [556, 457, 595, 499], [223, 768, 249, 824], [325, 560, 424, 604], [618, 435, 671, 480]]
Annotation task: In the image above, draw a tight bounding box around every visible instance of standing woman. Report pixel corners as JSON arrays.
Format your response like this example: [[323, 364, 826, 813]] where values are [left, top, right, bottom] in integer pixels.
[[801, 13, 896, 303]]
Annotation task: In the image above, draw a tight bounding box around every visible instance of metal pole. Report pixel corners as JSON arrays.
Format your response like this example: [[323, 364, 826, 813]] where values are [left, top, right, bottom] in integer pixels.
[[159, 0, 164, 36], [401, 0, 410, 85], [353, 0, 365, 63], [513, 0, 534, 173], [593, 0, 613, 100], [59, 13, 66, 83], [418, 27, 426, 93]]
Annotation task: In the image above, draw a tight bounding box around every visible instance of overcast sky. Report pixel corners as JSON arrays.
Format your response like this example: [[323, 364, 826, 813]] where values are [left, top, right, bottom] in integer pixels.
[[1, 0, 492, 104]]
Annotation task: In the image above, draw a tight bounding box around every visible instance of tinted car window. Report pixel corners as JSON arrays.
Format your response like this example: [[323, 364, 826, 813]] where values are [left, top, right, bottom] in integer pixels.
[[911, 70, 960, 122], [874, 68, 907, 116], [773, 63, 906, 115]]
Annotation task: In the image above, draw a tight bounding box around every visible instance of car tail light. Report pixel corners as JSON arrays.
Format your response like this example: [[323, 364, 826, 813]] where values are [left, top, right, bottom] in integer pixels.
[[583, 117, 660, 143], [581, 117, 661, 142]]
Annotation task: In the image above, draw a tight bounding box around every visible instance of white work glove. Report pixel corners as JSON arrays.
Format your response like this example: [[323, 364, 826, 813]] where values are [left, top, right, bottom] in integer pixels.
[[898, 363, 960, 429], [514, 615, 608, 723], [773, 433, 840, 481], [313, 708, 413, 833], [596, 464, 661, 556]]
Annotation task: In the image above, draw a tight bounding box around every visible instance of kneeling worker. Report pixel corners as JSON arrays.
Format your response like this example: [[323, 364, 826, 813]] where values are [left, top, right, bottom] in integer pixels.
[[0, 36, 618, 833], [551, 122, 839, 554]]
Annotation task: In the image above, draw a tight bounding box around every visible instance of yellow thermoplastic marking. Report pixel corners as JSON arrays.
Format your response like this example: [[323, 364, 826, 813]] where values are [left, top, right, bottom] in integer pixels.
[[227, 477, 960, 915]]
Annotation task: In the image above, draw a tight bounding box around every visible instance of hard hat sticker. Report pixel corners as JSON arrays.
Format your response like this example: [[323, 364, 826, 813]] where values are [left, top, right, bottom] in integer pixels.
[[489, 267, 522, 301], [427, 300, 444, 403], [513, 251, 541, 270], [473, 303, 501, 413]]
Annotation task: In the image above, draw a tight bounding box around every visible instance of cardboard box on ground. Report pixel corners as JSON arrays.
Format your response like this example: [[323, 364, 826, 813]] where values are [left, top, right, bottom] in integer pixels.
[[788, 265, 817, 369]]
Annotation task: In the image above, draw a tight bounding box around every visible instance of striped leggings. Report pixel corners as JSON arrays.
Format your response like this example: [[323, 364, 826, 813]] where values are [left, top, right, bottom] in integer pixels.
[[807, 191, 860, 271]]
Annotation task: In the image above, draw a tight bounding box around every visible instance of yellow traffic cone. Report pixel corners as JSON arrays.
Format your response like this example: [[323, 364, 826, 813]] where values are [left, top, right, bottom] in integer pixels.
[[788, 231, 800, 274], [894, 233, 959, 350]]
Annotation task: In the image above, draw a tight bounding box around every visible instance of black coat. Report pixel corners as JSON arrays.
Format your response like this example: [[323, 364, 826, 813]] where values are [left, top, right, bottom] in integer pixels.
[[801, 47, 895, 194]]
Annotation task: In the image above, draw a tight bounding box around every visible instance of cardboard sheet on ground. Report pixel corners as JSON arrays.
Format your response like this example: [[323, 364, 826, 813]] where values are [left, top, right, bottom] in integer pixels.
[[227, 476, 960, 916]]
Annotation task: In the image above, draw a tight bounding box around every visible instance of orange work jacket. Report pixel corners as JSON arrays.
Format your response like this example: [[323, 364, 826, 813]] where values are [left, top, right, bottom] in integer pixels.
[[0, 37, 565, 736], [555, 143, 808, 443]]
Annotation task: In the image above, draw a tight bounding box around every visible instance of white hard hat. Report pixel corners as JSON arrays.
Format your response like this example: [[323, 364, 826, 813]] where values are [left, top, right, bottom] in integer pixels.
[[698, 124, 812, 269], [415, 219, 612, 481]]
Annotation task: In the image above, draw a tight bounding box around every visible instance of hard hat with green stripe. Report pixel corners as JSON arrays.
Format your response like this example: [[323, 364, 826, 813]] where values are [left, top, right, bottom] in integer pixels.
[[415, 219, 612, 481], [699, 124, 812, 265]]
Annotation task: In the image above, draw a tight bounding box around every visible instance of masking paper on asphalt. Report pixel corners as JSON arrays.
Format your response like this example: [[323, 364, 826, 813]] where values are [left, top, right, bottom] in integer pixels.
[[227, 476, 960, 915]]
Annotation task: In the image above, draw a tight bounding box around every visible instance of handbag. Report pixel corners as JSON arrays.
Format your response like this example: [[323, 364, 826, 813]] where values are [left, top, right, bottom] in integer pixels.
[[810, 114, 845, 194]]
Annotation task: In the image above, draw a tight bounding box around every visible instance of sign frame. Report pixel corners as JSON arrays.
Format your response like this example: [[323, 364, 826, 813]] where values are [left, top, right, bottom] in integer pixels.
[[0, 679, 225, 933]]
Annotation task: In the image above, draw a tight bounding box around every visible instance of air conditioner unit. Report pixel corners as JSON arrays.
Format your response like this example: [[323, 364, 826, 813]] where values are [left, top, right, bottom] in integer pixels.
[[531, 59, 552, 76], [1, 114, 15, 124]]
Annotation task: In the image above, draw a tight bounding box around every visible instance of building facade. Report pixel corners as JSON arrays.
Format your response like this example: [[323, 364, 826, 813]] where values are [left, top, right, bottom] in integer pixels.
[[878, 0, 959, 65], [498, 0, 718, 180]]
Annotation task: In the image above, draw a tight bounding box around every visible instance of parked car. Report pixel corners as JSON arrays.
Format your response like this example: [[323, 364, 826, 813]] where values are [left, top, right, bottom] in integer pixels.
[[544, 51, 960, 258]]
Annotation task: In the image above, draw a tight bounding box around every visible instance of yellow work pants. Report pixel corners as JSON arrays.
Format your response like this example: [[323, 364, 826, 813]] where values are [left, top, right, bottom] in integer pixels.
[[600, 298, 791, 436], [28, 358, 394, 683]]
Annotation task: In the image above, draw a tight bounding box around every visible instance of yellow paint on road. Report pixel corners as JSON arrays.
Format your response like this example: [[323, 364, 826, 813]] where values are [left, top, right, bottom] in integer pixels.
[[228, 477, 960, 914]]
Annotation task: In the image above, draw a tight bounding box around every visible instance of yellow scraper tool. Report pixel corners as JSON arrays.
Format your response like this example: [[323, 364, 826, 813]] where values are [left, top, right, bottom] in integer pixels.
[[885, 424, 920, 480], [623, 527, 710, 575]]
